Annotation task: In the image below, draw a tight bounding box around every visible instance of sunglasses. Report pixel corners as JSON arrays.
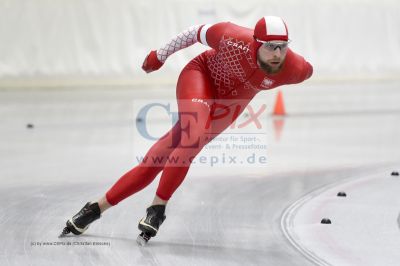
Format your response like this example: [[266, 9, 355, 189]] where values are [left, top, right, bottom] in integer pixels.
[[256, 39, 290, 51]]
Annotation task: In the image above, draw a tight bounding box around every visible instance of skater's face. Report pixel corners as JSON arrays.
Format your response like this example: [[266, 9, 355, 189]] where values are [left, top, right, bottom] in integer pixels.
[[256, 40, 288, 74]]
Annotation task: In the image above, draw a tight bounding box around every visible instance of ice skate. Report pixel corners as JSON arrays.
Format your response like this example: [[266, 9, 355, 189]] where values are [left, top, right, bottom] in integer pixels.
[[59, 202, 101, 237], [136, 205, 166, 246]]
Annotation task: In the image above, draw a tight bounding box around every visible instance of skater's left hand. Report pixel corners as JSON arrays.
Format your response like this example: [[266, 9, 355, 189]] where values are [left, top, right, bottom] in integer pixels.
[[142, 50, 164, 73]]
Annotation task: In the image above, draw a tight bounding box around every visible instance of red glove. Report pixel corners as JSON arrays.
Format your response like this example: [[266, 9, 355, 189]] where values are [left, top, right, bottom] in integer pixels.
[[142, 50, 164, 73]]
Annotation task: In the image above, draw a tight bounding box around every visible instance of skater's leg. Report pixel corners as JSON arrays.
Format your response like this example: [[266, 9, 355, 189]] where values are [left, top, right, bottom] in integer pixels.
[[104, 121, 182, 206], [136, 102, 225, 242], [155, 100, 252, 201], [61, 115, 182, 236], [105, 166, 162, 206], [155, 69, 214, 201], [154, 113, 211, 200], [136, 69, 214, 243]]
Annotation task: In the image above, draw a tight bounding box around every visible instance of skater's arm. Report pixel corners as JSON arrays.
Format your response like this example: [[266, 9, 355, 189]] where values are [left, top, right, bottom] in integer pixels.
[[142, 22, 230, 73], [157, 25, 202, 63], [197, 22, 229, 49], [142, 25, 202, 73], [155, 21, 230, 57]]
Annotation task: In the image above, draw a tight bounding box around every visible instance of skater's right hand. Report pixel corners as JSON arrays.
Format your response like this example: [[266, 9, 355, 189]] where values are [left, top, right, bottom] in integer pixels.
[[142, 50, 164, 73]]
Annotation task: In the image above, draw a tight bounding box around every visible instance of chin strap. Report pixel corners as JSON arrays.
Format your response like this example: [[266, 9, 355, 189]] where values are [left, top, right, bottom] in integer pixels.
[[156, 25, 202, 63]]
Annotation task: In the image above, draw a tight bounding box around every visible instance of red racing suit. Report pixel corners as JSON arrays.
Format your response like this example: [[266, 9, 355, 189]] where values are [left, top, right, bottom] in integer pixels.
[[106, 22, 313, 204]]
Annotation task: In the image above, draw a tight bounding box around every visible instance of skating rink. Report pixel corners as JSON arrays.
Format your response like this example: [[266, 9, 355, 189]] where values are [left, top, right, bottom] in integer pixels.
[[1, 81, 400, 266]]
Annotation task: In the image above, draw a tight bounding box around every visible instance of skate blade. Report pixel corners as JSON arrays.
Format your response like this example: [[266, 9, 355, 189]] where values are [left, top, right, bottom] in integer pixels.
[[58, 227, 71, 238], [136, 233, 150, 246]]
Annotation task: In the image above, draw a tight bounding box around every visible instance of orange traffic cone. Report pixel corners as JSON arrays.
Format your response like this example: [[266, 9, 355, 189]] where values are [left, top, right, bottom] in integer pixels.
[[273, 90, 286, 116]]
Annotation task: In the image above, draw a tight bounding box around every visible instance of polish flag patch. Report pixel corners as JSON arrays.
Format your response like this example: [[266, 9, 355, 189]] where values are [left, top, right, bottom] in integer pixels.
[[260, 78, 274, 89]]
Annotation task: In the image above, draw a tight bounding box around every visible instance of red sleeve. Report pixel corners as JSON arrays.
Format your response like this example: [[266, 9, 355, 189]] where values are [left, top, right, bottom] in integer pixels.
[[197, 22, 230, 50], [285, 49, 313, 84]]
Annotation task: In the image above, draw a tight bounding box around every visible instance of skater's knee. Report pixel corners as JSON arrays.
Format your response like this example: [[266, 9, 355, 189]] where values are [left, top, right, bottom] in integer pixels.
[[179, 128, 209, 149]]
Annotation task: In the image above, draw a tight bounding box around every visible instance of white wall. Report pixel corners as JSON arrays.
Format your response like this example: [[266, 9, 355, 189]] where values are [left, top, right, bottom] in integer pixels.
[[0, 0, 399, 85]]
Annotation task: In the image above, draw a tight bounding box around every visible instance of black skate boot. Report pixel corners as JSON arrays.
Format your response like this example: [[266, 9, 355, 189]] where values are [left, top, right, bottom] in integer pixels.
[[137, 205, 166, 246], [59, 202, 101, 237]]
